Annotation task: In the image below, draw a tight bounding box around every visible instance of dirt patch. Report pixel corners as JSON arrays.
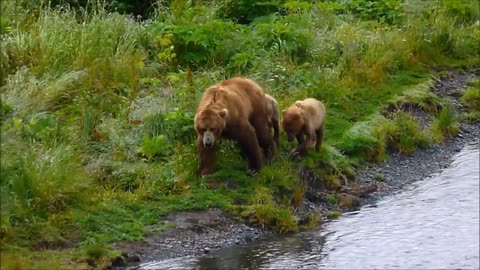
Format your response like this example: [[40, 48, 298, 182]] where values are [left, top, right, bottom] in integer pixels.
[[112, 209, 268, 269]]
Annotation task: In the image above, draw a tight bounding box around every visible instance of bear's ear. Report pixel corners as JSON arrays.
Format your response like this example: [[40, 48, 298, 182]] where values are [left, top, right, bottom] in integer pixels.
[[282, 109, 287, 115], [295, 101, 303, 108], [219, 108, 228, 119]]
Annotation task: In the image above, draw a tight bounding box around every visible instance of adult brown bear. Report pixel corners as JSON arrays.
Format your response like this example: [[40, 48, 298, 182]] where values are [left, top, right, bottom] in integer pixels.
[[282, 98, 326, 158], [194, 77, 274, 176]]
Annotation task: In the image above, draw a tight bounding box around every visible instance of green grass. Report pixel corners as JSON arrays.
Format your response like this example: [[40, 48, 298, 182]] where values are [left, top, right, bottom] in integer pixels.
[[460, 79, 480, 123], [1, 0, 479, 268], [431, 103, 460, 143]]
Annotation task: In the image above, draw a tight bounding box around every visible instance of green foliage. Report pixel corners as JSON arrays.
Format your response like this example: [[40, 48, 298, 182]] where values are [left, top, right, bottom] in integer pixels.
[[345, 0, 405, 25], [384, 112, 431, 155], [460, 80, 480, 112], [338, 118, 387, 163], [431, 103, 460, 143], [0, 144, 91, 240], [385, 80, 443, 113], [143, 109, 195, 144], [217, 0, 287, 24], [374, 173, 385, 181], [340, 112, 430, 159], [139, 135, 169, 161], [326, 211, 342, 219], [438, 0, 480, 23], [327, 194, 337, 205]]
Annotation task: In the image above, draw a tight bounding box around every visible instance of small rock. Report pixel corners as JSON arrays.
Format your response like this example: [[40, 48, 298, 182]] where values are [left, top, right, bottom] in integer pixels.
[[235, 240, 241, 245], [204, 247, 210, 254]]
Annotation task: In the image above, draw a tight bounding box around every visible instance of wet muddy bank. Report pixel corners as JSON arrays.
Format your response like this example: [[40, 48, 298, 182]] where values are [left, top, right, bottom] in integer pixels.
[[113, 70, 479, 269]]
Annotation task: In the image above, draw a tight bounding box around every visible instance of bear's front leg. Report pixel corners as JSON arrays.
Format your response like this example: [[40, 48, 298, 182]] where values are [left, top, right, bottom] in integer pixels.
[[234, 123, 264, 173], [197, 136, 216, 176]]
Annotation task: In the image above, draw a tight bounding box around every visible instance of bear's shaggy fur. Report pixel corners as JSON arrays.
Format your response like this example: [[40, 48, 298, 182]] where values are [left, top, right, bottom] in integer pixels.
[[265, 94, 280, 149], [194, 77, 274, 175], [281, 98, 326, 157]]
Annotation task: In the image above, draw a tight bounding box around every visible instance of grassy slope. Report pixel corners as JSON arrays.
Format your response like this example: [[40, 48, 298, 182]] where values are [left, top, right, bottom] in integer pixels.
[[1, 0, 479, 268]]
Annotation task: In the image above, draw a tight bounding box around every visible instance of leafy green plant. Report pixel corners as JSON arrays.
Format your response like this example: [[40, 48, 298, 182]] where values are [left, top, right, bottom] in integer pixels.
[[139, 135, 169, 161]]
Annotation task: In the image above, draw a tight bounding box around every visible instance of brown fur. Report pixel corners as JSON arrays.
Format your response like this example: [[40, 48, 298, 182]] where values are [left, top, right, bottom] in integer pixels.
[[282, 98, 326, 157], [194, 77, 274, 175], [265, 94, 280, 152]]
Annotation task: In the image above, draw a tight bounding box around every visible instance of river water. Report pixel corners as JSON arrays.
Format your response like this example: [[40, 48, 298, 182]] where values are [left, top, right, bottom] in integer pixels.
[[141, 144, 479, 270]]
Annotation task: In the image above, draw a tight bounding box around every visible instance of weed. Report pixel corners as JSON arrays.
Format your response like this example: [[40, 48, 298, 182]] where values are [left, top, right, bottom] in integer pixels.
[[384, 80, 442, 113], [460, 80, 480, 112], [327, 194, 337, 205], [326, 211, 342, 219], [299, 213, 322, 230], [374, 173, 385, 182], [431, 103, 460, 143], [138, 135, 170, 161], [385, 112, 431, 155]]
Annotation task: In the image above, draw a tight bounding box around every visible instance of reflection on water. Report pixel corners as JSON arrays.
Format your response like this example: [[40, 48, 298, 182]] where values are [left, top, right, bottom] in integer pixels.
[[142, 144, 480, 270]]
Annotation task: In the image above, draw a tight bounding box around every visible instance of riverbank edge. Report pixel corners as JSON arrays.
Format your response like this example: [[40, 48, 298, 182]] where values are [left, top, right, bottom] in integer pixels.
[[114, 69, 479, 269]]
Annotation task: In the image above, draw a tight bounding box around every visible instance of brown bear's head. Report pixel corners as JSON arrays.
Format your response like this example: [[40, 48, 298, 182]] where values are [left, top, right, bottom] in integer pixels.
[[281, 102, 304, 141], [194, 108, 228, 148]]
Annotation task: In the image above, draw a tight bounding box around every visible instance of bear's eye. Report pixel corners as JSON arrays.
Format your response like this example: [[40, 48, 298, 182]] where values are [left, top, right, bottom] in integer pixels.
[[198, 128, 206, 133]]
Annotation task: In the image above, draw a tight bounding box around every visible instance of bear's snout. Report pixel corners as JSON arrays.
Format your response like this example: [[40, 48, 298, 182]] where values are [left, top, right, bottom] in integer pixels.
[[203, 132, 215, 148], [204, 141, 213, 148]]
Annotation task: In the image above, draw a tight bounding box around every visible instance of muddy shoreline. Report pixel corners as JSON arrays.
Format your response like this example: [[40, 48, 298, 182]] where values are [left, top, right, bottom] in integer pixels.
[[113, 70, 479, 269]]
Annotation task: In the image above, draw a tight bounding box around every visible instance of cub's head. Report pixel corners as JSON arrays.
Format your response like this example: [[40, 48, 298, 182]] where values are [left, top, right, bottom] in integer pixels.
[[194, 108, 228, 148], [281, 101, 305, 141]]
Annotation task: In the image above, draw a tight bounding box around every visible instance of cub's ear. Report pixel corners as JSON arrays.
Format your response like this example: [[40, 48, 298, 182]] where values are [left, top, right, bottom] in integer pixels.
[[295, 101, 303, 108], [282, 109, 287, 115], [219, 108, 228, 119]]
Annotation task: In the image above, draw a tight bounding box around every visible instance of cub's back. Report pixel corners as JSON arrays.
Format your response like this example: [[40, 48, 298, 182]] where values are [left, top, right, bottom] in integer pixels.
[[302, 98, 326, 127]]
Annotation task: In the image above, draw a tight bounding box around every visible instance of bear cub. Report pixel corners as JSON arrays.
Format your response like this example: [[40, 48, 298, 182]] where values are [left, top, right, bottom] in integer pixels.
[[281, 98, 326, 158]]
